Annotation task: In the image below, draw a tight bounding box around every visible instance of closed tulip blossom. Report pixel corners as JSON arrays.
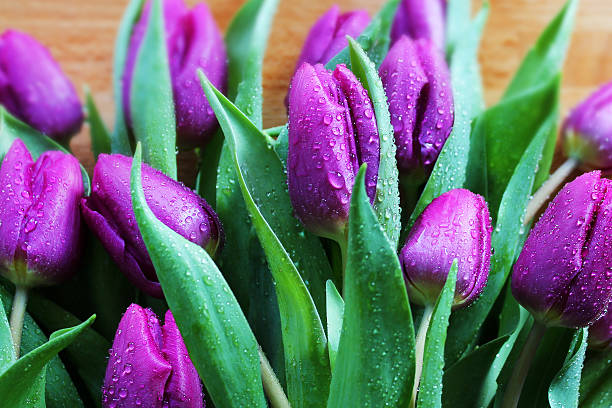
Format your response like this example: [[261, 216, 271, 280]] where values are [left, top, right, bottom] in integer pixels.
[[512, 171, 612, 328], [287, 62, 379, 242], [102, 304, 203, 407], [400, 188, 491, 406], [390, 0, 446, 50], [0, 30, 83, 142], [0, 139, 83, 287], [503, 171, 612, 408], [123, 0, 227, 149], [589, 302, 612, 349], [562, 80, 612, 172], [81, 154, 223, 298], [400, 188, 492, 309], [0, 139, 83, 356], [379, 35, 454, 181]]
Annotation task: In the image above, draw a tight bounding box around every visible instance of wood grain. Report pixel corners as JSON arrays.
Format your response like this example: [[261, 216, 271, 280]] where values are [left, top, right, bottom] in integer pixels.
[[0, 0, 611, 176]]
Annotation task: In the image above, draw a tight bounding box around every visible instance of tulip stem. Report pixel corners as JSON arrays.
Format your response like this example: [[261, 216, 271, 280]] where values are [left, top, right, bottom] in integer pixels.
[[259, 346, 291, 408], [410, 305, 434, 408], [501, 320, 547, 408], [524, 158, 578, 225], [9, 285, 28, 359]]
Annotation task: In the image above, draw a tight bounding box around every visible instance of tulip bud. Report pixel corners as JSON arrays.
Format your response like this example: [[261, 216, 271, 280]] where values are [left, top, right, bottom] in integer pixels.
[[379, 35, 454, 180], [589, 302, 612, 349], [0, 30, 83, 142], [123, 0, 227, 149], [102, 304, 203, 407], [390, 0, 446, 50], [400, 189, 492, 308], [287, 63, 379, 241], [294, 5, 370, 72], [81, 154, 223, 298], [512, 171, 612, 328], [0, 139, 83, 287], [562, 81, 612, 172]]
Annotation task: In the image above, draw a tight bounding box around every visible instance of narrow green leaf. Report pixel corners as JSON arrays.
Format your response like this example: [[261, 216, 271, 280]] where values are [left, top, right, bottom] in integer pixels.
[[348, 37, 401, 248], [504, 0, 579, 99], [196, 131, 223, 205], [409, 5, 489, 225], [549, 328, 588, 408], [130, 0, 176, 178], [201, 73, 333, 321], [326, 0, 400, 69], [130, 145, 266, 408], [417, 260, 458, 408], [27, 294, 110, 407], [0, 290, 14, 373], [85, 88, 111, 160], [445, 0, 473, 57], [225, 0, 279, 128], [273, 124, 289, 168], [111, 0, 143, 155], [0, 108, 91, 195], [325, 280, 344, 372], [200, 77, 330, 407], [442, 335, 509, 408], [328, 166, 414, 407], [0, 315, 94, 408], [580, 348, 612, 408], [445, 111, 557, 364]]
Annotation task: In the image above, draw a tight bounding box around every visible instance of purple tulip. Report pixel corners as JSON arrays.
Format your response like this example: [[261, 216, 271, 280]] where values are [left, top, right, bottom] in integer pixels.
[[287, 62, 379, 241], [123, 0, 227, 149], [81, 154, 223, 298], [0, 139, 83, 287], [589, 302, 612, 349], [400, 189, 492, 308], [390, 0, 446, 50], [294, 5, 370, 72], [512, 171, 612, 328], [0, 30, 83, 142], [102, 304, 203, 407], [562, 81, 612, 172], [379, 35, 454, 179]]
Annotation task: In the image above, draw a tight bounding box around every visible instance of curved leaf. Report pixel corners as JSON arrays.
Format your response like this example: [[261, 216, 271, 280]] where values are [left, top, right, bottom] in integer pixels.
[[549, 328, 588, 408], [328, 166, 414, 407], [348, 38, 401, 248], [200, 77, 331, 407], [130, 0, 176, 178], [580, 348, 612, 408], [130, 145, 266, 408], [325, 280, 343, 372], [417, 260, 458, 408]]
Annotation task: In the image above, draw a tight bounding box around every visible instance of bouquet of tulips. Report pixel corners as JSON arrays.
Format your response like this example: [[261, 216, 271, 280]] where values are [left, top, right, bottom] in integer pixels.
[[0, 0, 611, 406]]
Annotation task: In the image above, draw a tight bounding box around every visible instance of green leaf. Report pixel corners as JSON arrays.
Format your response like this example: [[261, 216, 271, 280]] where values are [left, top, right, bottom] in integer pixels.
[[442, 335, 509, 408], [130, 145, 267, 408], [328, 166, 414, 407], [111, 0, 143, 155], [225, 0, 279, 128], [0, 285, 84, 407], [445, 0, 473, 57], [0, 108, 91, 195], [326, 0, 400, 69], [200, 77, 331, 407], [445, 110, 557, 364], [325, 280, 344, 372], [130, 0, 176, 178], [409, 4, 489, 225], [0, 315, 94, 408], [196, 131, 223, 205], [580, 348, 612, 407], [504, 0, 579, 99], [0, 288, 14, 373], [549, 328, 588, 408], [27, 294, 110, 407], [348, 37, 401, 248], [201, 73, 333, 322], [85, 88, 111, 160], [272, 124, 289, 168], [417, 260, 458, 408]]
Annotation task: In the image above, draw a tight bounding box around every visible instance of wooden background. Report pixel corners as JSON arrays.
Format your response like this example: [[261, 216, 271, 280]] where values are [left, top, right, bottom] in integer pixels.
[[0, 0, 611, 175]]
